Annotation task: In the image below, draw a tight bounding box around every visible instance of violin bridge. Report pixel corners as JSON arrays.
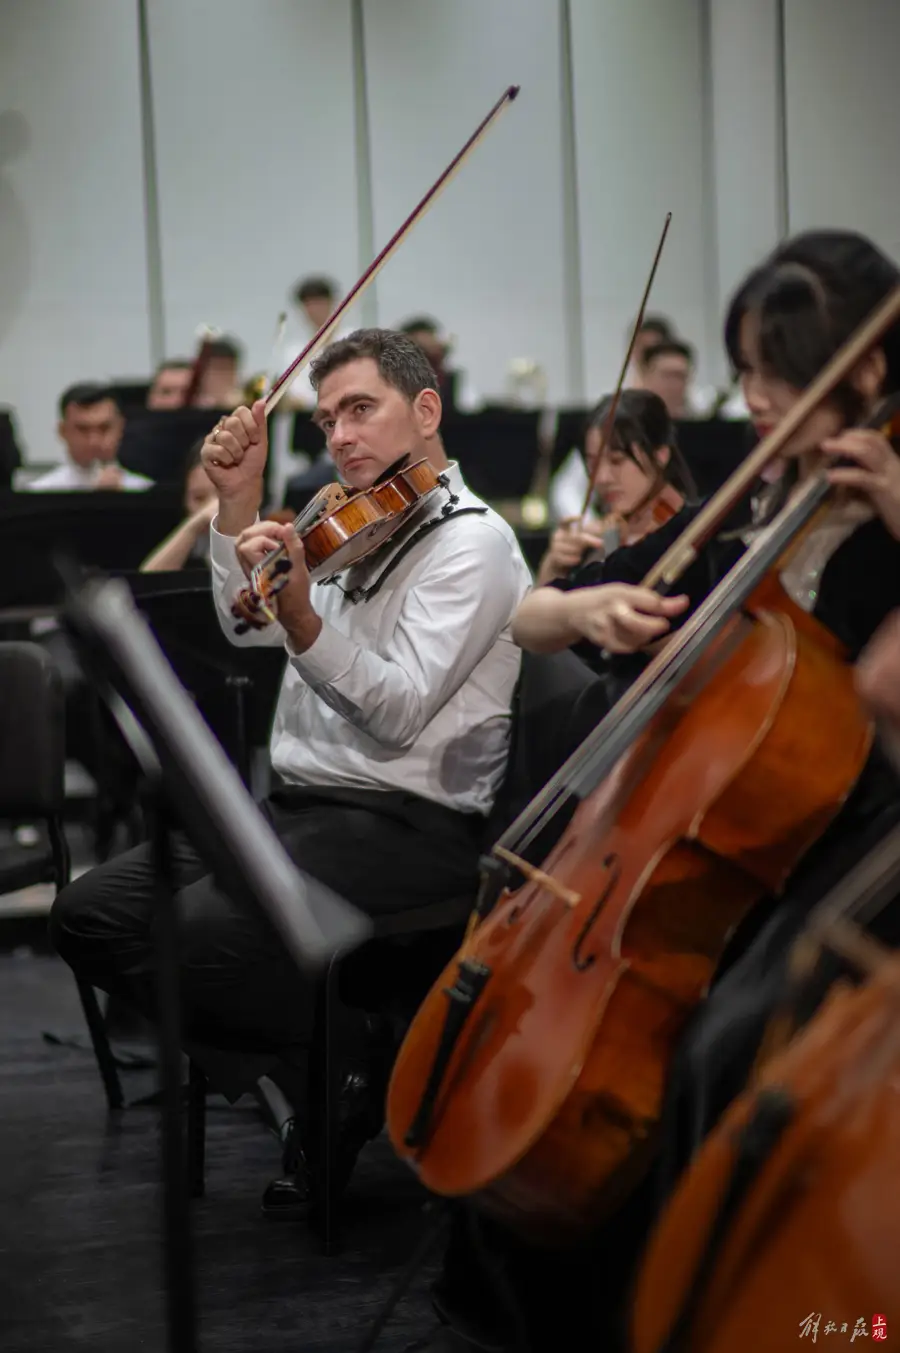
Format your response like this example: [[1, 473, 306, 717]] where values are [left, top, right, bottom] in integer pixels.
[[493, 846, 582, 908]]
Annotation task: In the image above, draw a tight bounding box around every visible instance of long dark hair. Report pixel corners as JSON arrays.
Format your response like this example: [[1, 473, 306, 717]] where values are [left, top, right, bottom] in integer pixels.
[[724, 229, 900, 422], [587, 388, 697, 502]]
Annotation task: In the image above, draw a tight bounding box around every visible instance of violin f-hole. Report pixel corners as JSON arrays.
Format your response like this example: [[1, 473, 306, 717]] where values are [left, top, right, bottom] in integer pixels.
[[572, 853, 620, 972]]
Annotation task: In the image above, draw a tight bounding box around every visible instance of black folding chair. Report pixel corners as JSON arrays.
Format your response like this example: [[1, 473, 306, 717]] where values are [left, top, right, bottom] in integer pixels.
[[0, 641, 123, 1110]]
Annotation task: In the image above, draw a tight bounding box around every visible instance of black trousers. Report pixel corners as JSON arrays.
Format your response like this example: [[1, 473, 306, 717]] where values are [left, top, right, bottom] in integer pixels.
[[430, 753, 900, 1353], [50, 786, 483, 1099]]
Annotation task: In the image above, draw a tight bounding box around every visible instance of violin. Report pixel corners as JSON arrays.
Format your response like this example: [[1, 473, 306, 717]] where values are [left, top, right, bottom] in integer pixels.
[[231, 456, 451, 632], [631, 815, 900, 1353], [385, 285, 900, 1244]]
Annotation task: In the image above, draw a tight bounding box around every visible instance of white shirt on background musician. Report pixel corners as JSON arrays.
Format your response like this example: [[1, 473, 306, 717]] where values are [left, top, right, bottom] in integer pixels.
[[25, 461, 152, 492], [209, 461, 532, 815]]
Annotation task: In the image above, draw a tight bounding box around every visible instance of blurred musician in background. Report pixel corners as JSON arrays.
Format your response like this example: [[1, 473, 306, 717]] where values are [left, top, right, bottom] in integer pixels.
[[26, 383, 152, 492], [625, 312, 676, 386], [195, 336, 244, 409], [281, 275, 354, 409], [638, 338, 695, 419], [398, 315, 482, 414], [146, 358, 194, 410]]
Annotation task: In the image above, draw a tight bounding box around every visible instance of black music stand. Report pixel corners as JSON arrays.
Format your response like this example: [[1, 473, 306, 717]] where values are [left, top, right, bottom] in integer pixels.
[[58, 561, 371, 1353], [120, 571, 285, 785], [0, 490, 184, 610], [442, 410, 542, 502], [675, 418, 755, 497], [118, 408, 230, 483]]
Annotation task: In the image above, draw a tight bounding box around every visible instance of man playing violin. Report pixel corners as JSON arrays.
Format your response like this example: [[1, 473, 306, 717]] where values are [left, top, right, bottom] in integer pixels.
[[50, 328, 530, 1201]]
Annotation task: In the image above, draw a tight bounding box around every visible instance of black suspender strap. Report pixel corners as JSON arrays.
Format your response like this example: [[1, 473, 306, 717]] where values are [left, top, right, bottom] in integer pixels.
[[319, 506, 488, 605]]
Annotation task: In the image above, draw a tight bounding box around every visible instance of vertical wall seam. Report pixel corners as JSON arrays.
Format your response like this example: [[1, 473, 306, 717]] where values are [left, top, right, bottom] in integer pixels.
[[350, 0, 377, 326], [559, 0, 586, 402], [136, 0, 165, 364], [699, 0, 723, 385], [774, 0, 790, 235]]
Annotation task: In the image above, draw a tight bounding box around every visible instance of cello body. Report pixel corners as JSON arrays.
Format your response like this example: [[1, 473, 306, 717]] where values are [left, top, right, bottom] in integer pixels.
[[387, 592, 872, 1243], [631, 956, 900, 1352]]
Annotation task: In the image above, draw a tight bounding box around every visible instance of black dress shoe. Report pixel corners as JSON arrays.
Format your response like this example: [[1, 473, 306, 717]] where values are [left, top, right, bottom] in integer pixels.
[[261, 1065, 386, 1213]]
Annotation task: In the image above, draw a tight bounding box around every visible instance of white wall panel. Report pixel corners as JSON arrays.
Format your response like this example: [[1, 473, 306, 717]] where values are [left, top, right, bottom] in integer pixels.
[[708, 0, 784, 334], [570, 0, 713, 393], [363, 0, 571, 403], [0, 0, 150, 461], [147, 0, 360, 381], [784, 0, 900, 263]]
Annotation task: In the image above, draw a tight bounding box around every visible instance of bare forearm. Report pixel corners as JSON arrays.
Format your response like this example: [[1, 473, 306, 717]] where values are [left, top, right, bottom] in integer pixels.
[[511, 588, 584, 653], [141, 513, 208, 572]]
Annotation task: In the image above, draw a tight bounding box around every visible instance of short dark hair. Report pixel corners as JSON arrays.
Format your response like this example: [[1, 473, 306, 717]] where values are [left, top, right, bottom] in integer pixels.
[[398, 315, 441, 336], [588, 388, 697, 501], [294, 275, 337, 305], [638, 314, 675, 342], [58, 383, 119, 418], [206, 337, 243, 364], [643, 339, 694, 367], [154, 358, 192, 376], [309, 328, 439, 400], [724, 229, 900, 420]]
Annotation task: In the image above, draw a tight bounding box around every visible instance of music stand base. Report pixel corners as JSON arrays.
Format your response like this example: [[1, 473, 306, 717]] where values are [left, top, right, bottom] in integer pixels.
[[145, 785, 198, 1353]]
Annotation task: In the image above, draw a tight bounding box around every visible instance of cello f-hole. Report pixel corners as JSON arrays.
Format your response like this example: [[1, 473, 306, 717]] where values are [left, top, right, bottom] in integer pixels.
[[572, 854, 621, 972]]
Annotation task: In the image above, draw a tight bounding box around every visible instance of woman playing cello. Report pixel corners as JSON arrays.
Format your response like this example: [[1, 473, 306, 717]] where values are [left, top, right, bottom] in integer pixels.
[[410, 228, 900, 1353]]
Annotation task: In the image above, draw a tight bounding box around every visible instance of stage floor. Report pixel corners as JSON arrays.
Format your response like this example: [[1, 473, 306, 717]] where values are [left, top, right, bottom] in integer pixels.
[[0, 951, 438, 1352]]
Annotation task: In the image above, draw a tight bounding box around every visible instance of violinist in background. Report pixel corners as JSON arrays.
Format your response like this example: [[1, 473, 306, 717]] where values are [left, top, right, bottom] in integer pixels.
[[534, 390, 694, 586], [418, 228, 900, 1353], [139, 440, 300, 573], [50, 328, 531, 1213], [140, 440, 217, 572], [549, 318, 677, 520], [398, 316, 482, 414]]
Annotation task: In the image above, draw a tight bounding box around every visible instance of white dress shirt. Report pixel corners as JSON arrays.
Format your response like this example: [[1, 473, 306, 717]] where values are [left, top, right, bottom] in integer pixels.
[[209, 463, 532, 815], [25, 461, 153, 492]]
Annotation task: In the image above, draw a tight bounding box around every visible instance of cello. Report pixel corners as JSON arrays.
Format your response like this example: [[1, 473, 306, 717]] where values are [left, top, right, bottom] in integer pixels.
[[631, 809, 900, 1352], [385, 286, 900, 1245]]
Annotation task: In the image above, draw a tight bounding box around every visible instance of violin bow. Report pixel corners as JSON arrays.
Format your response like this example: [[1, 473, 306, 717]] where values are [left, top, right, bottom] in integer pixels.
[[643, 281, 900, 591], [263, 84, 520, 416], [260, 311, 288, 400], [577, 212, 672, 527]]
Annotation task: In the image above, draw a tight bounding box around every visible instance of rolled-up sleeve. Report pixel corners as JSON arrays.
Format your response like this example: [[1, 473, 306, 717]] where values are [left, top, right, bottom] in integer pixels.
[[287, 523, 525, 751], [208, 518, 287, 648]]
